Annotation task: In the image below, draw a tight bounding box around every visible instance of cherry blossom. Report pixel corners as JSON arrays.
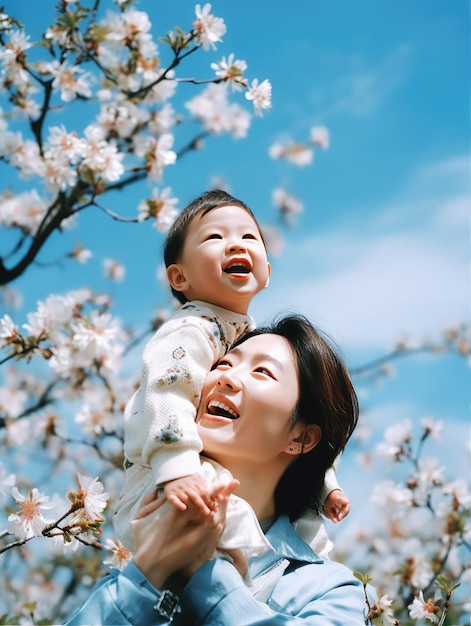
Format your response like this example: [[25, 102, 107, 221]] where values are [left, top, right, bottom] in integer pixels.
[[310, 125, 330, 149], [375, 594, 399, 625], [0, 314, 18, 344], [72, 474, 109, 523], [103, 538, 132, 570], [133, 132, 177, 181], [272, 188, 304, 225], [148, 103, 177, 135], [245, 78, 272, 116], [193, 3, 226, 51], [211, 54, 247, 90], [408, 591, 439, 623], [69, 245, 93, 264], [8, 487, 54, 540], [0, 30, 31, 87], [70, 310, 123, 361], [103, 258, 126, 282], [269, 141, 313, 166], [186, 83, 251, 137], [137, 186, 179, 232], [81, 125, 125, 182], [46, 61, 92, 102], [371, 479, 413, 517]]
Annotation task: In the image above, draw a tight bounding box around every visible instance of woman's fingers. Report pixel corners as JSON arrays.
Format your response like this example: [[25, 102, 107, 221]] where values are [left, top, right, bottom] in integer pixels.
[[134, 487, 166, 520]]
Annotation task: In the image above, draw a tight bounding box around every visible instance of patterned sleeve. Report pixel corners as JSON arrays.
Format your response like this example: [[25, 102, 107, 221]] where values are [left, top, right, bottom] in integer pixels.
[[123, 312, 227, 486]]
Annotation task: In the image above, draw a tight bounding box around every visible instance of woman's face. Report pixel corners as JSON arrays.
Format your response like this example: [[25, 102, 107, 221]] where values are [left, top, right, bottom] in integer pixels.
[[196, 334, 301, 466]]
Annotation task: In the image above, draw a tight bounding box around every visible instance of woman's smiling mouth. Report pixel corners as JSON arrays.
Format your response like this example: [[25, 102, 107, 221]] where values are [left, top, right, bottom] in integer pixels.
[[207, 399, 239, 419]]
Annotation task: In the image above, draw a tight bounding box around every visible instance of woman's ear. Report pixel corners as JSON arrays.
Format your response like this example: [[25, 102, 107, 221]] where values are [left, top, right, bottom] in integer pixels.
[[166, 264, 190, 294], [264, 262, 271, 289], [284, 424, 322, 455]]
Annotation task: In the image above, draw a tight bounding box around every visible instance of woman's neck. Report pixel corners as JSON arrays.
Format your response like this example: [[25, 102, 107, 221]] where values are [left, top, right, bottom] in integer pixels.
[[216, 459, 285, 522]]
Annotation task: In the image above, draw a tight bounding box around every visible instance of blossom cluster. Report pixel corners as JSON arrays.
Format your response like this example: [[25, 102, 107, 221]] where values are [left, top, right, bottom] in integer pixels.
[[349, 417, 470, 625], [0, 1, 272, 273]]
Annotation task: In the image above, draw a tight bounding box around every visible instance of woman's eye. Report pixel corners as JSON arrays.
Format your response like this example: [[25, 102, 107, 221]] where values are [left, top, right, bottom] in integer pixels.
[[215, 359, 231, 369], [255, 366, 275, 378]]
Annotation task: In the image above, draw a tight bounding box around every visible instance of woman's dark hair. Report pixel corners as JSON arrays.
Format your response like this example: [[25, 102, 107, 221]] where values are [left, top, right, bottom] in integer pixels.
[[236, 313, 359, 521], [163, 189, 265, 304]]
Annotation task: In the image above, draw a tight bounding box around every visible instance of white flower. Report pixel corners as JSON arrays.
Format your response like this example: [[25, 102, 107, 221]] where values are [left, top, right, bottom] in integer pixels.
[[9, 139, 43, 177], [103, 9, 153, 46], [75, 474, 109, 522], [0, 384, 28, 420], [0, 189, 47, 233], [11, 95, 41, 120], [148, 103, 177, 135], [75, 400, 116, 437], [137, 186, 179, 233], [0, 31, 31, 87], [47, 60, 92, 102], [245, 78, 272, 116], [269, 141, 313, 166], [97, 102, 145, 139], [310, 125, 330, 149], [272, 188, 303, 225], [408, 591, 439, 623], [0, 313, 18, 342], [193, 3, 226, 50], [103, 538, 132, 570], [211, 54, 247, 90], [82, 125, 125, 182], [186, 83, 251, 138], [23, 293, 75, 337], [103, 258, 126, 282], [371, 479, 413, 518], [133, 133, 176, 182], [69, 245, 92, 264], [71, 310, 122, 360], [45, 125, 86, 163], [442, 479, 471, 507], [146, 70, 177, 104], [376, 594, 399, 625], [41, 154, 78, 192], [0, 462, 16, 501], [421, 416, 443, 441], [8, 487, 53, 540], [376, 419, 413, 460], [415, 456, 444, 491]]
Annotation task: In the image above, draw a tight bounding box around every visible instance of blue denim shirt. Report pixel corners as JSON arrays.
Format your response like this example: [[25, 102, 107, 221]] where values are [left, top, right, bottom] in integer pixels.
[[66, 515, 372, 625]]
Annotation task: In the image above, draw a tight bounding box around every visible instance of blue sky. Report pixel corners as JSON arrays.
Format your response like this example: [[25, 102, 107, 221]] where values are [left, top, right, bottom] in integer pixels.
[[2, 1, 469, 536]]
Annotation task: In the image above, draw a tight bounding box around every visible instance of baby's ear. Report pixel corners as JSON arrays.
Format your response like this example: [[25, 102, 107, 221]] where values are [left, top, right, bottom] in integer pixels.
[[166, 264, 190, 293]]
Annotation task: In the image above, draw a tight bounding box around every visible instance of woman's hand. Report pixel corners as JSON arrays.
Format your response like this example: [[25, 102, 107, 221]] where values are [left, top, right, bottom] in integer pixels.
[[131, 480, 239, 589]]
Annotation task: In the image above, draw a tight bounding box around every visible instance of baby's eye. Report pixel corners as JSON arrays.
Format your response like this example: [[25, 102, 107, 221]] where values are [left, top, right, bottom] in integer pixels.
[[206, 233, 223, 240], [242, 233, 257, 240]]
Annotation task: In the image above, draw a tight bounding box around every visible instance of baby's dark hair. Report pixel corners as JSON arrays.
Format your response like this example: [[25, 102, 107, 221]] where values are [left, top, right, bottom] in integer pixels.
[[163, 189, 265, 304]]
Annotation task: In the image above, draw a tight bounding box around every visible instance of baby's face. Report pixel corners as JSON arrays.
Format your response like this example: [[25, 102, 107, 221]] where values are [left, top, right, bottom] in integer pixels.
[[170, 204, 270, 314]]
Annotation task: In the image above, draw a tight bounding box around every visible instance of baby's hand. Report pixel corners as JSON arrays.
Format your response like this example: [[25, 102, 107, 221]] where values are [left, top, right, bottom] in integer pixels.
[[323, 489, 350, 523], [163, 474, 212, 514]]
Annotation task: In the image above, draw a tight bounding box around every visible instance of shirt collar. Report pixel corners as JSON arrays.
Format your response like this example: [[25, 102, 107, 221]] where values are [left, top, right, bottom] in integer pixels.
[[249, 515, 323, 579]]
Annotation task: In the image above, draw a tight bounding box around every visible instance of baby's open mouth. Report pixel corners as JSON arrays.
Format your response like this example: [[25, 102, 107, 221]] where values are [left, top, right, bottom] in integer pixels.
[[223, 258, 251, 275]]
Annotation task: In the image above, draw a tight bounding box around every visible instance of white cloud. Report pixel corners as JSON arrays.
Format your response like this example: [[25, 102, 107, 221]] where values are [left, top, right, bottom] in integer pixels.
[[253, 157, 469, 350], [312, 44, 414, 119]]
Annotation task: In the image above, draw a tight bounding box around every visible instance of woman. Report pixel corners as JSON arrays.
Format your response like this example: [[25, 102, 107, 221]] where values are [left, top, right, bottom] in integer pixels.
[[67, 314, 372, 625]]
